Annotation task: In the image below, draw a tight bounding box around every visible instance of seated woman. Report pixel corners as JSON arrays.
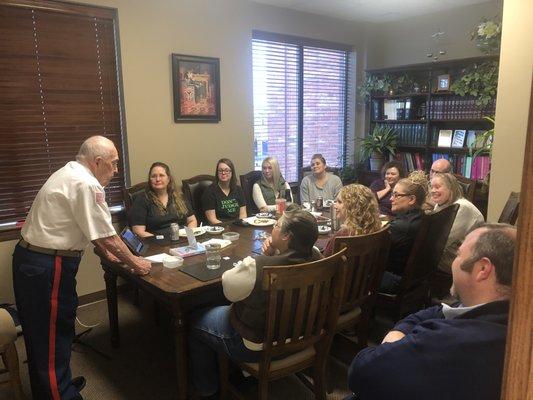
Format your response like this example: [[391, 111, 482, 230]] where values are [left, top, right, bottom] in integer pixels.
[[130, 162, 197, 238], [299, 153, 342, 204], [323, 184, 382, 257], [187, 208, 321, 398], [431, 172, 484, 273], [252, 156, 292, 213], [379, 178, 426, 294], [370, 160, 406, 216], [202, 158, 247, 224]]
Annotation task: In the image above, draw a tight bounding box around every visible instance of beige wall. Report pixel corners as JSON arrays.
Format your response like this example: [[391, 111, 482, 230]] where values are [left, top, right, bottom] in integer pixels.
[[366, 1, 503, 68], [0, 0, 368, 304], [2, 0, 526, 303], [488, 0, 533, 221]]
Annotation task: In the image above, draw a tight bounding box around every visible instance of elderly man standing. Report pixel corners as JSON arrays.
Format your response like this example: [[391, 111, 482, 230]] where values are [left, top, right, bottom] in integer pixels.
[[12, 136, 151, 400], [346, 223, 516, 400]]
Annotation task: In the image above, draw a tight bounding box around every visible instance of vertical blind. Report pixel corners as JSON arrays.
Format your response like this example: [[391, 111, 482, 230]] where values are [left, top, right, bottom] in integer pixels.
[[252, 32, 351, 182], [0, 2, 126, 225]]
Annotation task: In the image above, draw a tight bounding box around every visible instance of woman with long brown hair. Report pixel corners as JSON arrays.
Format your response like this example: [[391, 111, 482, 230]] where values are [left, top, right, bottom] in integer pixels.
[[130, 162, 197, 237]]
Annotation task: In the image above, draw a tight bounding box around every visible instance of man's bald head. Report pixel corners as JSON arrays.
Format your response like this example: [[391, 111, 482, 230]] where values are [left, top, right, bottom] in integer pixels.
[[76, 136, 116, 162], [76, 136, 119, 186], [430, 158, 452, 178]]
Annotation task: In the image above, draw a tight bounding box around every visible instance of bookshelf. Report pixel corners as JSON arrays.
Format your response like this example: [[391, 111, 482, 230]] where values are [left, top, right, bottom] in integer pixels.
[[364, 56, 497, 181]]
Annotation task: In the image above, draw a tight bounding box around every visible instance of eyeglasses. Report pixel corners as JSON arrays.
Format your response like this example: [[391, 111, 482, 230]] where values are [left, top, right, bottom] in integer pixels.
[[217, 169, 231, 174], [391, 192, 412, 198]]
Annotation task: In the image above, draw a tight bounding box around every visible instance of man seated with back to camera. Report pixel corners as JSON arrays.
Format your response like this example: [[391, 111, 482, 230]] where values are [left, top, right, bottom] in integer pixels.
[[187, 205, 322, 398], [345, 223, 516, 400]]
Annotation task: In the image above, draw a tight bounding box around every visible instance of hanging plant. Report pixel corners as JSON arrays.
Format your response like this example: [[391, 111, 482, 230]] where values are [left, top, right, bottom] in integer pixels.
[[471, 18, 502, 55], [359, 72, 416, 102], [450, 60, 499, 107]]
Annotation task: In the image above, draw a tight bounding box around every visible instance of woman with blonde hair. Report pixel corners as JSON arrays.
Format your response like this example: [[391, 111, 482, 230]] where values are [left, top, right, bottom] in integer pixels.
[[430, 172, 484, 273], [130, 162, 197, 238], [252, 156, 292, 212], [323, 184, 381, 256]]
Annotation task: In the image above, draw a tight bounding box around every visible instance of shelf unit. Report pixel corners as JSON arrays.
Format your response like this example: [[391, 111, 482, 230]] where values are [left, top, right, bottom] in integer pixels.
[[365, 56, 497, 180]]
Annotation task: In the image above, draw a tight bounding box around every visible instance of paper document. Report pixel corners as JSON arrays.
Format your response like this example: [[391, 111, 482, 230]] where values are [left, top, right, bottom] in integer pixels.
[[144, 253, 171, 263]]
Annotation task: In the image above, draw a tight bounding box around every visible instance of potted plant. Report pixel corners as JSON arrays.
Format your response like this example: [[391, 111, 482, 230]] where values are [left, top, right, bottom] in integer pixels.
[[450, 60, 499, 107], [360, 125, 398, 172]]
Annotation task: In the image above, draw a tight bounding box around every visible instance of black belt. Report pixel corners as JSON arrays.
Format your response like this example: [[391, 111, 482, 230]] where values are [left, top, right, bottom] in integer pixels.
[[18, 239, 83, 258]]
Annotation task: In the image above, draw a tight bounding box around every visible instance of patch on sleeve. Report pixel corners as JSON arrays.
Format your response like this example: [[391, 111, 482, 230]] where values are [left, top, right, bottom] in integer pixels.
[[95, 191, 106, 204]]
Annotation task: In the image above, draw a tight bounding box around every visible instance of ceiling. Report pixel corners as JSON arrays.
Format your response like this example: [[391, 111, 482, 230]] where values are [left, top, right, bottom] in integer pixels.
[[250, 0, 493, 23]]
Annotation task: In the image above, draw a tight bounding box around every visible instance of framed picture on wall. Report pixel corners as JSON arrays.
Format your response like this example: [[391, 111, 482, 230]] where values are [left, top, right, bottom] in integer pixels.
[[436, 74, 451, 91], [171, 54, 221, 122]]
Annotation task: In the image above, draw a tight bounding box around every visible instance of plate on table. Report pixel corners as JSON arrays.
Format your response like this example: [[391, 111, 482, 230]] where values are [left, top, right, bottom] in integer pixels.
[[178, 227, 206, 237], [256, 212, 274, 219], [318, 225, 331, 235], [310, 211, 322, 218], [205, 226, 225, 235], [246, 217, 276, 227]]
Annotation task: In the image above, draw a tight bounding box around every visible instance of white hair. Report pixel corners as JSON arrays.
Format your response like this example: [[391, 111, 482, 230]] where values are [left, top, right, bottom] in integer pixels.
[[76, 136, 116, 162]]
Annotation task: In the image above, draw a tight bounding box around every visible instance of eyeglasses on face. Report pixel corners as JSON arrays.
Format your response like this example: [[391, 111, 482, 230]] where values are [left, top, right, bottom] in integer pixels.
[[391, 192, 412, 198], [217, 169, 231, 174]]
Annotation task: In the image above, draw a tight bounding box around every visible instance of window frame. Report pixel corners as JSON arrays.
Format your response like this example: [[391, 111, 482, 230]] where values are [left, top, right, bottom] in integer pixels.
[[0, 0, 129, 241], [252, 30, 352, 183]]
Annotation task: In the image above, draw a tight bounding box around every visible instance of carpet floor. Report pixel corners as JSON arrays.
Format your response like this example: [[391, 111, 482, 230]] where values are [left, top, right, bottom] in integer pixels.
[[0, 290, 392, 400]]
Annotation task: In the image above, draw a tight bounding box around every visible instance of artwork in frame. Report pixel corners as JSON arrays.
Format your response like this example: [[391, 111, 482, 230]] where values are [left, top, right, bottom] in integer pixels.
[[171, 54, 221, 122], [437, 74, 451, 91]]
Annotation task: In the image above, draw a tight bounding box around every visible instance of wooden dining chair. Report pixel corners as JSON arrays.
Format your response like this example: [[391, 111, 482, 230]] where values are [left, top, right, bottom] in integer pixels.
[[453, 174, 476, 202], [376, 204, 459, 321], [218, 248, 348, 400], [239, 170, 263, 216], [498, 191, 520, 225], [0, 308, 25, 400], [331, 226, 391, 348], [181, 175, 215, 224]]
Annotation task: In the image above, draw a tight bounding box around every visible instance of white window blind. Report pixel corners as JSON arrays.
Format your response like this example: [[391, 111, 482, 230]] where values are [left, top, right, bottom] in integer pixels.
[[252, 32, 351, 182]]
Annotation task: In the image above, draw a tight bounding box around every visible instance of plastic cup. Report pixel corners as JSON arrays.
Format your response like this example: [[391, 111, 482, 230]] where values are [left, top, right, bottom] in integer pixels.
[[205, 243, 222, 270]]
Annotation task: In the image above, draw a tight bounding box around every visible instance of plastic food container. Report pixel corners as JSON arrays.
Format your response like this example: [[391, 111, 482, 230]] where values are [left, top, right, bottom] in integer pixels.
[[163, 255, 183, 269], [222, 232, 240, 242]]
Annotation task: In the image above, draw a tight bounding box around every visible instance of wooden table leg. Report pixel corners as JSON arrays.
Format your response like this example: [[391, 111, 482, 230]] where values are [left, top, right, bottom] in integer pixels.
[[172, 309, 188, 400], [104, 268, 120, 348]]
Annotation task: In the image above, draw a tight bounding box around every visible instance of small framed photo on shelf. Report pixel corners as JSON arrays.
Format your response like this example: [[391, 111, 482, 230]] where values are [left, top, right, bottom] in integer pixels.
[[436, 74, 451, 91]]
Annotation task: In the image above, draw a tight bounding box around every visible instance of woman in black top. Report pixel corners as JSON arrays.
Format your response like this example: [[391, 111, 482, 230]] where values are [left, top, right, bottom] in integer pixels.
[[202, 158, 247, 224], [130, 162, 197, 237], [379, 178, 425, 294], [370, 160, 406, 216]]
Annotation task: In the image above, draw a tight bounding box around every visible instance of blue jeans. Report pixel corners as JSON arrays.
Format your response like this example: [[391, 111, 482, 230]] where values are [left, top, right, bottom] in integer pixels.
[[188, 305, 261, 396]]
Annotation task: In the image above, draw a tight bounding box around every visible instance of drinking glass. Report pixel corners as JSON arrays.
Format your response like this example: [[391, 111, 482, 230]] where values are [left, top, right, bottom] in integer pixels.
[[205, 243, 222, 270]]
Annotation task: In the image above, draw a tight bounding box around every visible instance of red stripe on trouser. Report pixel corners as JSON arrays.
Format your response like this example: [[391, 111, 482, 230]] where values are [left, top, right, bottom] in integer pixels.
[[48, 256, 62, 400]]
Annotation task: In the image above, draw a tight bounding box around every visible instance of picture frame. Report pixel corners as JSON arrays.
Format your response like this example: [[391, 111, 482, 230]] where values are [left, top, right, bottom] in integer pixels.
[[436, 74, 451, 91], [171, 54, 221, 122]]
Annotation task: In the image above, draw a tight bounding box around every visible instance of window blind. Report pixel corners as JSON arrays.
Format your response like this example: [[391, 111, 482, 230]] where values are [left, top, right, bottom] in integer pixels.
[[252, 39, 300, 182], [302, 46, 347, 168], [252, 31, 352, 182], [0, 2, 126, 226]]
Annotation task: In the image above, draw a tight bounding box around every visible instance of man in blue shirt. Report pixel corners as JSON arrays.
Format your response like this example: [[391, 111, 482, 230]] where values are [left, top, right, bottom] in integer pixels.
[[346, 223, 516, 400]]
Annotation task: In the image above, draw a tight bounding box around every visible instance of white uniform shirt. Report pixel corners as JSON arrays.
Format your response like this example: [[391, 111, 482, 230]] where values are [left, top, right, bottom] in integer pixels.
[[21, 161, 116, 250]]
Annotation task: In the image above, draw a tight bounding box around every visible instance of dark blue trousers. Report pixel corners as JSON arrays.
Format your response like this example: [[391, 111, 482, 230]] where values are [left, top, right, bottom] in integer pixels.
[[12, 244, 81, 400]]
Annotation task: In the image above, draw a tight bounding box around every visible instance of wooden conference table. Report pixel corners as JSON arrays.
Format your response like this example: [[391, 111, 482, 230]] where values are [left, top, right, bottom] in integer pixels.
[[97, 219, 333, 399]]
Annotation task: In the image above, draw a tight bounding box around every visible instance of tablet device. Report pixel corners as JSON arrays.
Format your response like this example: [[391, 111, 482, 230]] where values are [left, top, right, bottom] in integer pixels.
[[120, 227, 149, 256]]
